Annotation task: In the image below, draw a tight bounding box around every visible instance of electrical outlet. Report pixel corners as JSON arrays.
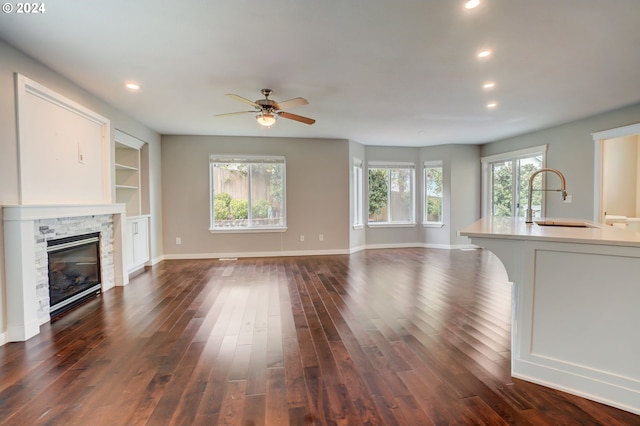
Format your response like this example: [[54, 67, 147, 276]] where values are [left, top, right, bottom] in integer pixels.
[[299, 235, 305, 242], [176, 237, 182, 245], [319, 234, 324, 241], [563, 194, 573, 203]]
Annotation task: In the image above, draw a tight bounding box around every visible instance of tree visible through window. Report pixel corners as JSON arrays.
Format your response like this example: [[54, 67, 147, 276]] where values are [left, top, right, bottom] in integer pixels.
[[482, 147, 546, 218], [210, 156, 285, 230], [368, 163, 415, 224], [424, 162, 443, 224]]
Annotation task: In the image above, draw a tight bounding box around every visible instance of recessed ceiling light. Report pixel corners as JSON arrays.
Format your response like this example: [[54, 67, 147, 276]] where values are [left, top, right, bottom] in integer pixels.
[[483, 81, 496, 90], [125, 83, 140, 91], [477, 50, 492, 59], [465, 0, 480, 9], [487, 102, 498, 109]]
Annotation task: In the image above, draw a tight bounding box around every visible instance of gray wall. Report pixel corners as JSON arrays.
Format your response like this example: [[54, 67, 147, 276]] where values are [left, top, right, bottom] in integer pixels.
[[0, 40, 163, 337], [481, 102, 640, 220], [161, 135, 350, 257]]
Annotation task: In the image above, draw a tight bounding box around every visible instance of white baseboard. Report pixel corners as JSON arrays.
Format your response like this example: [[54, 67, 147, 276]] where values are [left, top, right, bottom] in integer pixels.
[[163, 248, 352, 260], [161, 243, 482, 261], [364, 242, 424, 250]]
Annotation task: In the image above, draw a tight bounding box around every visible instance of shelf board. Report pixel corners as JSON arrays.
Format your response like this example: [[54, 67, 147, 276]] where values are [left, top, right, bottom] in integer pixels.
[[115, 163, 138, 171], [115, 184, 138, 190]]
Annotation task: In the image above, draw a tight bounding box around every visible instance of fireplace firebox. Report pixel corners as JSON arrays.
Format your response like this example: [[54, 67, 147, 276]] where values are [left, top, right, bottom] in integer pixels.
[[47, 232, 102, 318]]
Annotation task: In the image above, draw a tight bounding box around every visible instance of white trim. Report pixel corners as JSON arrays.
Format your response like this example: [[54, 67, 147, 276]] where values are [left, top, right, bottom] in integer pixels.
[[352, 158, 364, 227], [115, 129, 145, 150], [363, 242, 423, 250], [209, 227, 287, 234], [3, 203, 126, 221], [367, 223, 417, 228], [422, 222, 444, 228], [368, 160, 415, 168], [210, 154, 285, 163], [592, 123, 640, 141], [592, 122, 640, 223], [157, 243, 478, 265], [481, 144, 548, 163], [163, 248, 351, 260]]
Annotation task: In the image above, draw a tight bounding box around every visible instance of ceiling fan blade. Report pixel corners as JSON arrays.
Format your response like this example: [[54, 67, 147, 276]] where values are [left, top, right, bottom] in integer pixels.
[[214, 111, 255, 117], [225, 93, 260, 108], [279, 111, 316, 125], [275, 97, 309, 110]]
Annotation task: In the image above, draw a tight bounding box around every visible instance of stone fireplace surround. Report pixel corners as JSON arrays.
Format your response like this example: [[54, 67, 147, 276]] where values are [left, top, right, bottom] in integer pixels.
[[3, 204, 128, 342]]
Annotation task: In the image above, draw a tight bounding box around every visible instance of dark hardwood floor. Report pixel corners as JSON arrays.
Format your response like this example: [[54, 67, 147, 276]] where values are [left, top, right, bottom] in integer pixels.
[[1, 248, 639, 425]]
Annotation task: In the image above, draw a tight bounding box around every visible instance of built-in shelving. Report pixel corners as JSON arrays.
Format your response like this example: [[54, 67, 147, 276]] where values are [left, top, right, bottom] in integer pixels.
[[114, 133, 143, 216], [114, 129, 151, 273]]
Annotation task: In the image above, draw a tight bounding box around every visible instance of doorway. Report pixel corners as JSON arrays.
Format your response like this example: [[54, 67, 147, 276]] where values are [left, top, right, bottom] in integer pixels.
[[592, 122, 640, 223]]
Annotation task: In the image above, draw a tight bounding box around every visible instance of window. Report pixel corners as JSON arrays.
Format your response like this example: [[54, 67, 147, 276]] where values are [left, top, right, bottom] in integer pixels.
[[353, 158, 364, 228], [424, 161, 443, 225], [481, 145, 547, 218], [368, 162, 415, 225], [209, 155, 286, 231]]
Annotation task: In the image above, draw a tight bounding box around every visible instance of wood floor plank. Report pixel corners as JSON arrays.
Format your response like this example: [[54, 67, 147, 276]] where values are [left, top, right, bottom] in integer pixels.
[[0, 249, 638, 425]]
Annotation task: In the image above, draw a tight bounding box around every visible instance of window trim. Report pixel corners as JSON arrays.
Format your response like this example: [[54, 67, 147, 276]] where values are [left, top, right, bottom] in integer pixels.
[[367, 161, 416, 226], [353, 158, 364, 229], [209, 154, 287, 232], [423, 160, 444, 227]]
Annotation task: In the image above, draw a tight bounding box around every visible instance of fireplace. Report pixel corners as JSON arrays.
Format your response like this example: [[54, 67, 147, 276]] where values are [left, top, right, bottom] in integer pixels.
[[47, 232, 102, 318]]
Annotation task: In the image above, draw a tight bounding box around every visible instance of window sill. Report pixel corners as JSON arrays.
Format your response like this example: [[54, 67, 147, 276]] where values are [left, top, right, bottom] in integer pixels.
[[352, 224, 364, 230], [423, 222, 445, 228], [209, 227, 288, 234], [367, 223, 417, 229]]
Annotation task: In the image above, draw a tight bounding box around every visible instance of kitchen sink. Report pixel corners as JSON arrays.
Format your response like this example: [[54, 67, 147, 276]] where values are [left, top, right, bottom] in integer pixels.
[[534, 219, 602, 228]]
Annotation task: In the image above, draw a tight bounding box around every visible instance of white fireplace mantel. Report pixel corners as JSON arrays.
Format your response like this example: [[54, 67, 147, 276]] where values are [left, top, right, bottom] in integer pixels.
[[3, 204, 128, 342]]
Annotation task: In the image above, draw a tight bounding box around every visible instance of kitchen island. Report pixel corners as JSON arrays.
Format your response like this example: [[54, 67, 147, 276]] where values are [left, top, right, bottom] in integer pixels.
[[460, 217, 640, 415]]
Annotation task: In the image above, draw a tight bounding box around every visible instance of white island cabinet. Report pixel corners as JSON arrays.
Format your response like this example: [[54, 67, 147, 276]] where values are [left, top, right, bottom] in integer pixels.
[[460, 217, 640, 415]]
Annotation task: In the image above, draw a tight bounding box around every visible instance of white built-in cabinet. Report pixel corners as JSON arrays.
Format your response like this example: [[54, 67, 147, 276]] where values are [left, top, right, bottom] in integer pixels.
[[125, 216, 150, 272], [114, 130, 150, 273]]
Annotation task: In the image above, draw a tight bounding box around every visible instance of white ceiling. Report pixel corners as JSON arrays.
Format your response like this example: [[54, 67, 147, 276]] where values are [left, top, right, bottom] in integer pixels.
[[2, 0, 640, 147]]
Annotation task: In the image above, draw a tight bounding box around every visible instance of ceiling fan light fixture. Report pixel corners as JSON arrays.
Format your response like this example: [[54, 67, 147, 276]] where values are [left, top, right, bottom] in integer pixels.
[[256, 111, 277, 127]]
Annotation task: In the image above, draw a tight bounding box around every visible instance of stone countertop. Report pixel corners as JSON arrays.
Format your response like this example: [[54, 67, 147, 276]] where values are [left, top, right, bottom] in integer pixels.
[[459, 216, 640, 248]]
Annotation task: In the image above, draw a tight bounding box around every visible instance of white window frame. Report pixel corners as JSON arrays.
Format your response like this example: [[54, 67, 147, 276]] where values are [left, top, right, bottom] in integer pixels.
[[367, 161, 416, 227], [353, 158, 364, 229], [481, 145, 547, 218], [423, 161, 444, 228], [209, 154, 287, 233]]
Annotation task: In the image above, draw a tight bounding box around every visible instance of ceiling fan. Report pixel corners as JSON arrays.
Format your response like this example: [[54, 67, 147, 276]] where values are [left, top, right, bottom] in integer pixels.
[[215, 89, 316, 128]]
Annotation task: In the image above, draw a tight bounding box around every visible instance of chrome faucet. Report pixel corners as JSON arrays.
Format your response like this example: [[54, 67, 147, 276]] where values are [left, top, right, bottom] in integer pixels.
[[525, 168, 567, 223]]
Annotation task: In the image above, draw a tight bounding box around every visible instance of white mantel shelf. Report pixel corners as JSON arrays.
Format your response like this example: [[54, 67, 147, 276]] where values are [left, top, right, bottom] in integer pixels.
[[460, 217, 640, 416], [3, 204, 125, 221], [2, 204, 129, 343]]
